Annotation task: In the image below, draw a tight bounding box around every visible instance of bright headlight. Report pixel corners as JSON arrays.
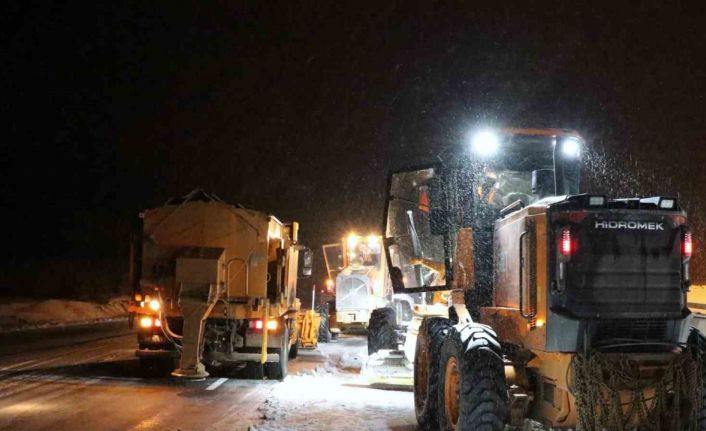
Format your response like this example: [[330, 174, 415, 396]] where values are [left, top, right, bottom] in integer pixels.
[[471, 130, 500, 157], [561, 137, 581, 158], [347, 233, 359, 249], [149, 299, 161, 311], [139, 316, 153, 328]]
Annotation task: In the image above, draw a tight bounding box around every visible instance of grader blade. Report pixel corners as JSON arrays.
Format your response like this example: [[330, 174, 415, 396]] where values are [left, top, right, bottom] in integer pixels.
[[361, 349, 413, 387]]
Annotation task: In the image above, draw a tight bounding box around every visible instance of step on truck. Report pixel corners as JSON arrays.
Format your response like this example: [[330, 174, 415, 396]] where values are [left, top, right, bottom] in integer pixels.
[[382, 128, 705, 430], [128, 189, 312, 379]]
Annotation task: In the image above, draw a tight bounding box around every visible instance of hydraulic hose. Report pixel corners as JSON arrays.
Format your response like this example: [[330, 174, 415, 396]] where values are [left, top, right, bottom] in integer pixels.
[[157, 292, 183, 352]]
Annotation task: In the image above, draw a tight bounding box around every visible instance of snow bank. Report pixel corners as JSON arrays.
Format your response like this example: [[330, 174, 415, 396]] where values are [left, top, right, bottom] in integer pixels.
[[0, 296, 129, 331]]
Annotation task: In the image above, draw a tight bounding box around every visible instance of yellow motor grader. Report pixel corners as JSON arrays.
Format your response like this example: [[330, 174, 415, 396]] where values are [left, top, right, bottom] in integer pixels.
[[128, 190, 312, 379], [382, 129, 704, 430], [322, 233, 395, 331]]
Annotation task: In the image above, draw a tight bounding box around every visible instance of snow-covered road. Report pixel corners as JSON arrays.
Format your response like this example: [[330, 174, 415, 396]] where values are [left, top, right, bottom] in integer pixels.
[[253, 336, 416, 431], [0, 332, 417, 431]]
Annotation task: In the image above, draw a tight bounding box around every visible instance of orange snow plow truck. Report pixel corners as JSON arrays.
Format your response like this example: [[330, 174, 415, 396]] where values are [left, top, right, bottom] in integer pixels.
[[128, 190, 312, 379]]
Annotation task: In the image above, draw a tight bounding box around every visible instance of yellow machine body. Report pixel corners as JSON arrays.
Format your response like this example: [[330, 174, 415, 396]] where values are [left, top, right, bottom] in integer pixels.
[[481, 198, 690, 428], [295, 309, 321, 349], [382, 129, 697, 429], [129, 195, 305, 368], [323, 234, 393, 328]]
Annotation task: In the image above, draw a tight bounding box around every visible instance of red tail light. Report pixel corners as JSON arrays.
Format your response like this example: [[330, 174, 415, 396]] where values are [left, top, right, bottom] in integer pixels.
[[683, 231, 693, 257], [560, 228, 575, 256], [249, 319, 277, 331]]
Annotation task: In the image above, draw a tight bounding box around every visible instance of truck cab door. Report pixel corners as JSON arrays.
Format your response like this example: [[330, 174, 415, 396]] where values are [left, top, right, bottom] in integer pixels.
[[383, 166, 450, 293], [322, 243, 343, 283]]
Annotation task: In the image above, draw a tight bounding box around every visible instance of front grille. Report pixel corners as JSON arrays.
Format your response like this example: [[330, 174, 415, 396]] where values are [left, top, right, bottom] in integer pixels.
[[335, 275, 370, 311], [594, 319, 668, 342]]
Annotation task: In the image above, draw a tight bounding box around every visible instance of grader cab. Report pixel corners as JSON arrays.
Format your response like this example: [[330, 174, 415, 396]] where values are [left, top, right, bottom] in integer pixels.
[[322, 233, 395, 331], [383, 129, 701, 430]]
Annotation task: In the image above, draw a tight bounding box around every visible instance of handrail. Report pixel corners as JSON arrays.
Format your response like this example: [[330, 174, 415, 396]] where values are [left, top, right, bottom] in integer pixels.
[[518, 230, 532, 319], [500, 199, 526, 218]]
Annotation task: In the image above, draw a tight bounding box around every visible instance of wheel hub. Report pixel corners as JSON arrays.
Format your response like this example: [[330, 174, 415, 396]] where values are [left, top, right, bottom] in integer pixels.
[[444, 356, 460, 430], [415, 338, 429, 411]]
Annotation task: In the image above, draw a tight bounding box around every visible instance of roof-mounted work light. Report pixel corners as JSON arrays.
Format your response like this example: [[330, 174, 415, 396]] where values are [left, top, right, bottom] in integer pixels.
[[347, 233, 359, 249], [470, 130, 500, 157], [588, 195, 606, 207], [639, 196, 678, 210], [659, 198, 676, 209], [561, 137, 581, 158]]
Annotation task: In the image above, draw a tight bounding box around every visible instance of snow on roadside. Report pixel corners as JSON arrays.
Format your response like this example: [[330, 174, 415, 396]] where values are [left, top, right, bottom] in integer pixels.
[[251, 337, 416, 431], [0, 296, 129, 331]]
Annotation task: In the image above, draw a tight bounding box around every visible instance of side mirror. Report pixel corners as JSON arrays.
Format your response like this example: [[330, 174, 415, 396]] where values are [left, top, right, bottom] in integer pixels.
[[532, 169, 555, 198], [298, 248, 313, 278]]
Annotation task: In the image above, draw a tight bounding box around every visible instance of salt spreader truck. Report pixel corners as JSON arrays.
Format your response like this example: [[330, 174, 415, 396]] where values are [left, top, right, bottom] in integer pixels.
[[129, 190, 312, 379]]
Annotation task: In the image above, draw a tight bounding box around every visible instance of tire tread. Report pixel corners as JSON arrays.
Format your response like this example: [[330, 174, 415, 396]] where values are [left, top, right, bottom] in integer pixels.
[[437, 324, 508, 431], [415, 317, 453, 430], [367, 307, 397, 355]]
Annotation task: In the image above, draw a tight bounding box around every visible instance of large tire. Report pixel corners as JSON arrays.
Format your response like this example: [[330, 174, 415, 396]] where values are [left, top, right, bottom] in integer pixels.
[[266, 324, 289, 380], [688, 328, 706, 430], [415, 317, 453, 430], [316, 304, 332, 343], [288, 319, 299, 359], [288, 339, 299, 359], [367, 307, 398, 355], [287, 319, 301, 359], [437, 323, 508, 431]]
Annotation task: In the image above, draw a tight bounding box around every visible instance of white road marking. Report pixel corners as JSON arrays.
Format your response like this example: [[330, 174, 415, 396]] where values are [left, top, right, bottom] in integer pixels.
[[0, 342, 116, 372], [0, 374, 65, 399], [206, 377, 228, 391], [0, 359, 42, 372]]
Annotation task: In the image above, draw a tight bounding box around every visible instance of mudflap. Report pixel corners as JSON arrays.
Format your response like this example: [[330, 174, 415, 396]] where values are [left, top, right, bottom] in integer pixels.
[[361, 349, 413, 387]]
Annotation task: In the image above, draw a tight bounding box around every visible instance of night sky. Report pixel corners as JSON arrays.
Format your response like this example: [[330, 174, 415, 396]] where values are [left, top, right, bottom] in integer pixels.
[[3, 2, 706, 295]]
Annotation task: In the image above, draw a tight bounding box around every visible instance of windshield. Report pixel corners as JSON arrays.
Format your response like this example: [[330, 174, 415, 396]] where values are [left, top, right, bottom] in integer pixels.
[[382, 134, 583, 292], [482, 169, 539, 208], [476, 134, 580, 208], [322, 243, 344, 281], [385, 168, 447, 289], [346, 235, 382, 268]]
